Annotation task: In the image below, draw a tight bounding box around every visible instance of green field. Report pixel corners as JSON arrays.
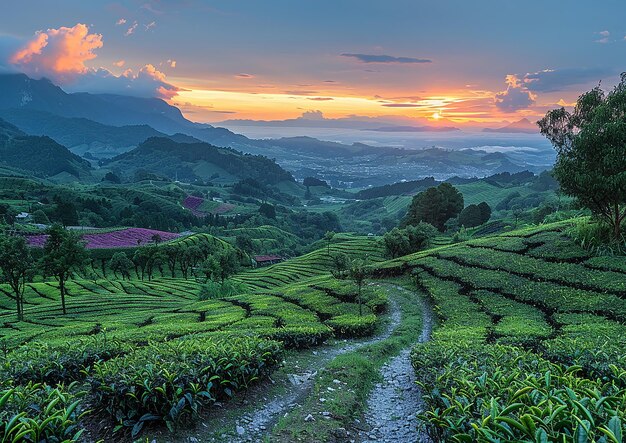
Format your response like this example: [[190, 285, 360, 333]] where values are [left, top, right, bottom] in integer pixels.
[[373, 219, 626, 441]]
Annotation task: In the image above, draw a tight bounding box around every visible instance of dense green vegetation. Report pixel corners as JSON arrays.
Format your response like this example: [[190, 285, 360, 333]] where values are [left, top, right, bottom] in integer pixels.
[[371, 220, 626, 441], [0, 229, 389, 439]]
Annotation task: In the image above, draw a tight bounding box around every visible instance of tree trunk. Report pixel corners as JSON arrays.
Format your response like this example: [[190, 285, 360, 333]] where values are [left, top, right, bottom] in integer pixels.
[[614, 203, 622, 239], [60, 278, 67, 315]]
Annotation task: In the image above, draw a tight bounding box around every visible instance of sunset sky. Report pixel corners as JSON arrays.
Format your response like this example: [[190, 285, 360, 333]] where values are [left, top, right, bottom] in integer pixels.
[[1, 0, 625, 126]]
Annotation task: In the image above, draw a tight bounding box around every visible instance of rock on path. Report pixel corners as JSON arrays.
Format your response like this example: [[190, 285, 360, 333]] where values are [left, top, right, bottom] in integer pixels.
[[360, 286, 433, 443]]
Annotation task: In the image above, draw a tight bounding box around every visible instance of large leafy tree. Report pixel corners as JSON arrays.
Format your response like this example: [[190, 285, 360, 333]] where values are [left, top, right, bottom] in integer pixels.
[[41, 224, 89, 315], [109, 252, 133, 280], [215, 249, 240, 284], [402, 183, 464, 231], [0, 234, 34, 320], [538, 74, 626, 238]]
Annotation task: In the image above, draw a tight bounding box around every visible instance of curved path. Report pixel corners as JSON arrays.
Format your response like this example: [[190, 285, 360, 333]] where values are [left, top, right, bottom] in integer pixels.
[[218, 291, 402, 443], [359, 286, 434, 443]]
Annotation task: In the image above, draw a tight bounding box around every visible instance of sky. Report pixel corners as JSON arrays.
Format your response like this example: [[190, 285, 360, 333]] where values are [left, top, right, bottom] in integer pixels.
[[1, 0, 625, 126]]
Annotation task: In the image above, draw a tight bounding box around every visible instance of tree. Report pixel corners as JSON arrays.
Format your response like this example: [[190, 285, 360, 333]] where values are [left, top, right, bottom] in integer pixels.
[[133, 248, 151, 280], [235, 234, 254, 254], [402, 183, 463, 231], [179, 245, 203, 279], [151, 233, 162, 245], [324, 231, 336, 255], [439, 183, 465, 225], [109, 252, 133, 280], [197, 256, 220, 283], [258, 203, 276, 219], [458, 204, 483, 228], [41, 224, 88, 315], [538, 74, 626, 239], [477, 202, 492, 225], [331, 252, 350, 278], [383, 228, 410, 259], [164, 246, 180, 278], [512, 205, 524, 227], [215, 249, 240, 284], [0, 235, 34, 320], [383, 223, 437, 258], [348, 259, 367, 317]]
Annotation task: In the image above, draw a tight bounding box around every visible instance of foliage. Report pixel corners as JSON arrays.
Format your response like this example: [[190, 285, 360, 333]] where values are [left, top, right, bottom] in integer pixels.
[[568, 218, 625, 256], [0, 382, 86, 442], [402, 183, 464, 231], [198, 279, 246, 299], [539, 73, 626, 238], [0, 234, 33, 320], [40, 224, 89, 314], [383, 222, 438, 258], [89, 336, 282, 436]]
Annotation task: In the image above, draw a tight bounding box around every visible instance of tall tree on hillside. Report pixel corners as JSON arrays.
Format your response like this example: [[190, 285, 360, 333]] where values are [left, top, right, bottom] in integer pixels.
[[458, 204, 484, 228], [439, 183, 465, 225], [477, 202, 492, 224], [348, 259, 367, 317], [109, 252, 133, 280], [215, 249, 240, 284], [538, 74, 626, 239], [402, 183, 464, 231], [41, 224, 88, 315], [0, 235, 34, 321], [324, 231, 336, 255]]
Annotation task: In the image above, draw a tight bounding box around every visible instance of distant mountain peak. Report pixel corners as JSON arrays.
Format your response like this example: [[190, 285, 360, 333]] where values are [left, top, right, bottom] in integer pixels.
[[482, 118, 538, 134]]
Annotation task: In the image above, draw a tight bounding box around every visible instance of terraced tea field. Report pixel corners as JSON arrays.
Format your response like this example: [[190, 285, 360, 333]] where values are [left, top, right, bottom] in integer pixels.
[[372, 219, 626, 441], [3, 220, 626, 442], [236, 236, 384, 290], [0, 235, 389, 441]]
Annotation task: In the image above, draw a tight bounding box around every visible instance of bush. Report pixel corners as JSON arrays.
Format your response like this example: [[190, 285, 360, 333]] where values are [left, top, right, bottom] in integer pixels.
[[326, 314, 377, 337], [1, 382, 86, 442], [198, 279, 247, 299], [568, 218, 626, 256], [89, 336, 282, 436]]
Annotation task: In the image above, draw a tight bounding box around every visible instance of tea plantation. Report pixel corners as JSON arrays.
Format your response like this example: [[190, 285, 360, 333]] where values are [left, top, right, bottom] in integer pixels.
[[2, 220, 626, 441], [373, 220, 626, 442], [0, 236, 387, 440]]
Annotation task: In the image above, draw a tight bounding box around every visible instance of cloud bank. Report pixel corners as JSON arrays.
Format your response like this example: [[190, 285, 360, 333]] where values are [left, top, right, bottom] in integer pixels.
[[2, 23, 179, 99], [494, 74, 536, 112]]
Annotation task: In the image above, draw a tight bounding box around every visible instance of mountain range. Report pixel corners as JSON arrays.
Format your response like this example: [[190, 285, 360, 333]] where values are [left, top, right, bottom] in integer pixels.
[[0, 73, 552, 187]]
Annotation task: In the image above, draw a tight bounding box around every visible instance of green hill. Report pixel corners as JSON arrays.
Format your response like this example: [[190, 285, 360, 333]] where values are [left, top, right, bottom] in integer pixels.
[[0, 118, 93, 181], [102, 137, 294, 184]]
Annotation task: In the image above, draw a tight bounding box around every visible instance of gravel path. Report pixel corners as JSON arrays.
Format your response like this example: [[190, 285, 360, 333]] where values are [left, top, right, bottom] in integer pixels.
[[359, 287, 433, 443], [225, 288, 403, 443]]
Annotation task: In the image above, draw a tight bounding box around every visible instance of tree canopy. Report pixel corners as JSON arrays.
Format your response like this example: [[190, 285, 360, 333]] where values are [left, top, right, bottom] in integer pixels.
[[538, 73, 626, 238], [402, 183, 464, 231]]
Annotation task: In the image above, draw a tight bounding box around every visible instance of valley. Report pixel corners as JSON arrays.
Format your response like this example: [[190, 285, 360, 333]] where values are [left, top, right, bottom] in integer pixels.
[[0, 13, 625, 442]]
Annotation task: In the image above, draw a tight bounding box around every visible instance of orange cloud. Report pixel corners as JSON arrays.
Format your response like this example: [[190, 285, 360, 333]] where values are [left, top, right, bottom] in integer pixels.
[[113, 60, 125, 67], [10, 23, 102, 82]]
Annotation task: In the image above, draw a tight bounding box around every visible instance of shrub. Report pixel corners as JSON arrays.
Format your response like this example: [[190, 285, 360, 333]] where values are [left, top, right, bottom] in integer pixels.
[[568, 218, 626, 256], [326, 314, 377, 337], [0, 382, 86, 442], [89, 336, 282, 437], [198, 279, 246, 300]]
